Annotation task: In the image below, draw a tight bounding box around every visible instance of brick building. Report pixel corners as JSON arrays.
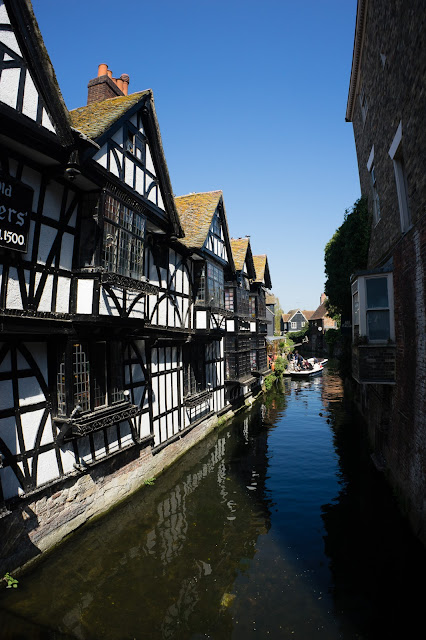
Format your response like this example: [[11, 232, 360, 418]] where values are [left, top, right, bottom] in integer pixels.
[[346, 0, 426, 544]]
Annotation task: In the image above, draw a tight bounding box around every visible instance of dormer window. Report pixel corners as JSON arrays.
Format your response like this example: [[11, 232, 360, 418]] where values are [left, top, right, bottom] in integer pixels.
[[127, 131, 145, 162], [211, 211, 221, 237], [102, 194, 146, 280], [194, 261, 224, 308]]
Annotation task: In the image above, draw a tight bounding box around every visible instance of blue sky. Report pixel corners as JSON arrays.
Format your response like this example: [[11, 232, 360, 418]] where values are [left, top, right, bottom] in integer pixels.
[[33, 0, 361, 313]]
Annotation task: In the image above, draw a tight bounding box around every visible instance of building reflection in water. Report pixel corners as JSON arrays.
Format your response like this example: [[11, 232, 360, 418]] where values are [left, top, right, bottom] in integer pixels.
[[0, 404, 273, 640]]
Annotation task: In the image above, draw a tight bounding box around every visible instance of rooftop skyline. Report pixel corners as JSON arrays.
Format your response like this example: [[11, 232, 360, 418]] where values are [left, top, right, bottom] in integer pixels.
[[33, 0, 361, 311]]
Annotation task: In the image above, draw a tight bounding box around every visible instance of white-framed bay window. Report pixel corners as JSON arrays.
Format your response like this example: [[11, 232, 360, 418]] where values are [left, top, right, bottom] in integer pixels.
[[352, 272, 394, 342]]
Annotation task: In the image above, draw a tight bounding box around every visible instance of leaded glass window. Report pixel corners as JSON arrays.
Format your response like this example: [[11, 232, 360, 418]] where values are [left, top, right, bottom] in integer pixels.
[[56, 341, 124, 417], [102, 195, 145, 280]]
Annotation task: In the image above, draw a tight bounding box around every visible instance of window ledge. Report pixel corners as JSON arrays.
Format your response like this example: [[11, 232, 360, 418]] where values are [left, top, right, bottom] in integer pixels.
[[225, 375, 257, 385], [183, 389, 212, 407], [55, 401, 140, 442], [100, 272, 159, 295]]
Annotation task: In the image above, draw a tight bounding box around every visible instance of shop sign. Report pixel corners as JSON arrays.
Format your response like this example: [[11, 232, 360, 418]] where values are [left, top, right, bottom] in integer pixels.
[[0, 172, 33, 253]]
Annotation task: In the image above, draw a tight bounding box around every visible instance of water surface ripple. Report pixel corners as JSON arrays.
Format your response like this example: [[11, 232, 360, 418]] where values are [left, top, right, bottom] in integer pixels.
[[1, 362, 426, 639]]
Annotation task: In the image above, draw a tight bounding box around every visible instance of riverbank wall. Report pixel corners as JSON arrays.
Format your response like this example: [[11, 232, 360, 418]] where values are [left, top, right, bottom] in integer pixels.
[[0, 388, 264, 577], [0, 409, 230, 576]]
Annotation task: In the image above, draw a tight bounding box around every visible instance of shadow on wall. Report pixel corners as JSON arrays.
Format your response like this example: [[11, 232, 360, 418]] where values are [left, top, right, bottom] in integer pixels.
[[0, 504, 41, 576]]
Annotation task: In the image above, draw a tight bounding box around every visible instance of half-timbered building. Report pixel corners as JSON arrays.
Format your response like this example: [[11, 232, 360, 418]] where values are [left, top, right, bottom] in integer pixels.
[[224, 238, 258, 405], [0, 0, 274, 572], [250, 255, 271, 376]]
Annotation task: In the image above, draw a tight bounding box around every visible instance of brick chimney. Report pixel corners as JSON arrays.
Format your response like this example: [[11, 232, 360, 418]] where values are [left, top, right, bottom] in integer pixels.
[[320, 293, 327, 305], [87, 64, 130, 105]]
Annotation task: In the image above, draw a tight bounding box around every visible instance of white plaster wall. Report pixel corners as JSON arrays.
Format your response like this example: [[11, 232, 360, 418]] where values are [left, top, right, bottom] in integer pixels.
[[22, 343, 48, 383], [93, 146, 108, 169], [60, 444, 77, 474], [34, 449, 59, 485], [43, 182, 62, 221], [135, 166, 144, 195], [21, 166, 41, 213], [124, 156, 134, 187], [133, 385, 144, 408], [197, 310, 207, 330], [100, 287, 121, 316], [55, 276, 71, 313], [112, 130, 122, 145], [22, 71, 38, 121], [37, 225, 56, 265], [21, 408, 45, 450], [110, 150, 121, 178], [139, 411, 150, 439], [146, 146, 155, 175], [18, 376, 45, 407], [76, 279, 94, 314], [6, 268, 23, 309], [37, 274, 53, 312], [0, 66, 20, 108], [41, 108, 55, 133], [59, 232, 74, 271]]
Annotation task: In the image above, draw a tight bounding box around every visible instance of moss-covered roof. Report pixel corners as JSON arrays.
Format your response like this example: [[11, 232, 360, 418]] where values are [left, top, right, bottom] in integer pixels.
[[69, 91, 149, 139], [252, 255, 267, 282], [230, 237, 249, 272], [175, 191, 222, 249]]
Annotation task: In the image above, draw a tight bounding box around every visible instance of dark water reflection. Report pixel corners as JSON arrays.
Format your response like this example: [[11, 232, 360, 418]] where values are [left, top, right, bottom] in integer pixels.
[[1, 362, 426, 639]]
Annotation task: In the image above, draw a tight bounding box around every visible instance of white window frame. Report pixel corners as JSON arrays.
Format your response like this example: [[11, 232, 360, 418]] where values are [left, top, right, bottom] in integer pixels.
[[291, 321, 297, 329], [352, 273, 395, 343], [389, 121, 411, 233]]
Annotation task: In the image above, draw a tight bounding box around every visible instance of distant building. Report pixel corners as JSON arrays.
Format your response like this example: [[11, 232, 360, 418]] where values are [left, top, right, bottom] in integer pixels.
[[265, 293, 277, 337], [309, 294, 337, 352], [281, 309, 314, 333], [346, 0, 426, 545]]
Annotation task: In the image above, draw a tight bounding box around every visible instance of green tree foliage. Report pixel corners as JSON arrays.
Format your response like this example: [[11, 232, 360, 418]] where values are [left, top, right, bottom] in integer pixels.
[[274, 298, 284, 334], [324, 198, 370, 318], [287, 326, 309, 342]]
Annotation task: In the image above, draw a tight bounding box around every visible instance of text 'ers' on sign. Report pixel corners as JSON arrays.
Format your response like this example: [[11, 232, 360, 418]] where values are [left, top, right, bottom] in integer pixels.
[[0, 171, 33, 253]]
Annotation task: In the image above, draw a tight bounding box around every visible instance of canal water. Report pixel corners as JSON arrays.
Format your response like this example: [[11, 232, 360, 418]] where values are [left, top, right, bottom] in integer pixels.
[[1, 362, 426, 639]]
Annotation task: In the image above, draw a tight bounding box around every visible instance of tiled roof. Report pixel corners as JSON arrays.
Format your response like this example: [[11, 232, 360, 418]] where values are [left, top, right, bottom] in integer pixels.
[[309, 302, 336, 328], [287, 309, 315, 321], [69, 91, 149, 139], [266, 294, 276, 305], [230, 237, 250, 272], [303, 310, 315, 320], [282, 313, 291, 321], [253, 255, 266, 282], [175, 191, 222, 249]]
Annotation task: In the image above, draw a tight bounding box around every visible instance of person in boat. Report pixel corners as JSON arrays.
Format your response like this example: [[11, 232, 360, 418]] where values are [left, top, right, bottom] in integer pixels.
[[294, 351, 303, 367]]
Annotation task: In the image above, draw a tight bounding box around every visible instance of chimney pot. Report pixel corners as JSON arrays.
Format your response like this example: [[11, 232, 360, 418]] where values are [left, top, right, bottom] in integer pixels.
[[98, 63, 108, 77], [116, 78, 124, 92], [121, 74, 130, 95], [107, 69, 112, 78]]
